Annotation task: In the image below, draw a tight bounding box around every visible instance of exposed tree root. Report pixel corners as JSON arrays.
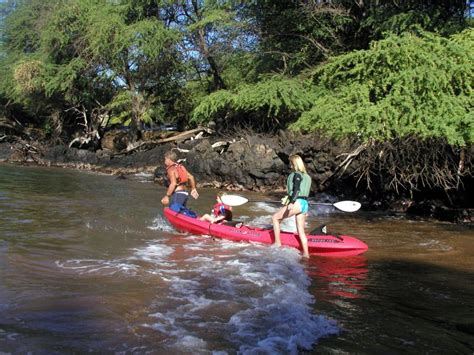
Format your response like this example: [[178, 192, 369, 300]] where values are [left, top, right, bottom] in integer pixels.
[[351, 138, 472, 195]]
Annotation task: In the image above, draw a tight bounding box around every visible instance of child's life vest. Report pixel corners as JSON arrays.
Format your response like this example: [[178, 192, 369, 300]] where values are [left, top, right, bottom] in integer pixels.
[[212, 203, 233, 220], [167, 163, 189, 185]]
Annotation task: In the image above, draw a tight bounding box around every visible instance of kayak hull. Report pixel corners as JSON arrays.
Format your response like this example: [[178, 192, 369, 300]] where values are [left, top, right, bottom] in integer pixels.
[[163, 208, 368, 257]]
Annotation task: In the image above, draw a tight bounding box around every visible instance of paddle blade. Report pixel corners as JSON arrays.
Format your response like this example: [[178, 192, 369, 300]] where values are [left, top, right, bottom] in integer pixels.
[[221, 194, 249, 207], [333, 201, 361, 212]]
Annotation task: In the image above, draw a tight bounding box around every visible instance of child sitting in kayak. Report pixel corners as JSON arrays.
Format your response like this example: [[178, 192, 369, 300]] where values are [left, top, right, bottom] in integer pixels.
[[200, 193, 233, 224]]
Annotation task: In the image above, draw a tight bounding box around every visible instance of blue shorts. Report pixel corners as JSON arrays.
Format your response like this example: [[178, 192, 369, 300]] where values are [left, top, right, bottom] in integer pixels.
[[170, 191, 189, 207], [295, 198, 309, 214]]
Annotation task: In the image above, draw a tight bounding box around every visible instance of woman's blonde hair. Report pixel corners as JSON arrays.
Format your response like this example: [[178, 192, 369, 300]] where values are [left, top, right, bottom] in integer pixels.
[[289, 154, 307, 173]]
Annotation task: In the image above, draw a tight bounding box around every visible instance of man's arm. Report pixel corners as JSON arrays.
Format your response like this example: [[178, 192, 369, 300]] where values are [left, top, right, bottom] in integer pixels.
[[188, 172, 199, 199], [161, 168, 177, 205], [166, 168, 177, 196]]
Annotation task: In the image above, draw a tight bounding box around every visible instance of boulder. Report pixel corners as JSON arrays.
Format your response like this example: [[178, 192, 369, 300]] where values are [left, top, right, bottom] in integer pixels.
[[102, 130, 132, 152]]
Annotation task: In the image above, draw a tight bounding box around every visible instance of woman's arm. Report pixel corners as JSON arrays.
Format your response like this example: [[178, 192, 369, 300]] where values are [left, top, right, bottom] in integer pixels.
[[289, 173, 302, 203]]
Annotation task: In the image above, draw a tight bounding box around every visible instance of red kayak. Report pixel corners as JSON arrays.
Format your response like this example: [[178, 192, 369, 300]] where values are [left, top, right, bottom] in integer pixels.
[[164, 208, 368, 257]]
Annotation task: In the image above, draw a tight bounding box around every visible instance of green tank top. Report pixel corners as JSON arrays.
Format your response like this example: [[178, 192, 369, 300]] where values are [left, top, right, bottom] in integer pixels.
[[286, 172, 312, 198]]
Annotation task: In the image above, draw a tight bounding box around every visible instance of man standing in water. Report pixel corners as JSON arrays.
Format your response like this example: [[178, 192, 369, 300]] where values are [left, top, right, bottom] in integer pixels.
[[161, 150, 199, 208]]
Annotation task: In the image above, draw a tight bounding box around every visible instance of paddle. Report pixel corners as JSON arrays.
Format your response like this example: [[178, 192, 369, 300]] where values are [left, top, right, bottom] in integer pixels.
[[220, 194, 361, 213]]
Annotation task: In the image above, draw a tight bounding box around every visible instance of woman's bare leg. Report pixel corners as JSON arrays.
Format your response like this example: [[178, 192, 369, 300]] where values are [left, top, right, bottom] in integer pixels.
[[272, 203, 301, 247], [296, 213, 309, 258], [272, 206, 288, 246]]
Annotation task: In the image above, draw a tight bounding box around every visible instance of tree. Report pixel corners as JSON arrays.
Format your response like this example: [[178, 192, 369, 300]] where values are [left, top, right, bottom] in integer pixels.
[[247, 1, 352, 75], [292, 30, 473, 146], [192, 75, 316, 131], [0, 0, 59, 136], [1, 0, 182, 142], [74, 0, 180, 138], [164, 0, 256, 93]]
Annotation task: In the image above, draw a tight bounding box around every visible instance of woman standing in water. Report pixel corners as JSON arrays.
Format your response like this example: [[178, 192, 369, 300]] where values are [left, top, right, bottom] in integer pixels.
[[272, 154, 312, 258]]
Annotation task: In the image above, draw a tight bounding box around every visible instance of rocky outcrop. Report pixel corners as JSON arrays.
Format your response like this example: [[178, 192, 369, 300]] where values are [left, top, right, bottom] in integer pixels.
[[185, 138, 286, 190]]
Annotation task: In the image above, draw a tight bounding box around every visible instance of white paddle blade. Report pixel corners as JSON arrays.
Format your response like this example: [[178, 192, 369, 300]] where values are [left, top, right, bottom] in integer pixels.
[[333, 201, 361, 212], [221, 194, 249, 207]]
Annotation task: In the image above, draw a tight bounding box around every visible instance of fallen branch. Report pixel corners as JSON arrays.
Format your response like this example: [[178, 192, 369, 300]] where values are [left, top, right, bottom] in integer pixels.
[[176, 147, 190, 153], [0, 119, 25, 135], [117, 127, 213, 155], [211, 141, 229, 149], [321, 142, 368, 185], [10, 138, 43, 163]]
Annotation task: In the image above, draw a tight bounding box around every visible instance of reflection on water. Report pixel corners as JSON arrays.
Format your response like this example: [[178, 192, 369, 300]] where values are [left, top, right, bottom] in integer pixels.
[[307, 256, 368, 300], [0, 163, 473, 353]]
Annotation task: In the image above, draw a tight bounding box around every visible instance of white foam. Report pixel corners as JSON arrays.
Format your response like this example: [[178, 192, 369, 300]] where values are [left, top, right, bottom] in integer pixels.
[[229, 280, 339, 353], [131, 243, 175, 263], [173, 335, 208, 350], [250, 202, 279, 213], [185, 256, 214, 263], [247, 215, 272, 228], [134, 172, 153, 178], [59, 219, 340, 352], [148, 215, 176, 232], [55, 259, 139, 276], [55, 242, 175, 276], [129, 172, 154, 183], [281, 218, 297, 232], [141, 243, 340, 352]]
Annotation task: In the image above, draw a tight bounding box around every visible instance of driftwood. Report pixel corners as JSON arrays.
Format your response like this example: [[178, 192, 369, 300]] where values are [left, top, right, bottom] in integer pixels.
[[68, 130, 100, 148], [211, 141, 229, 149], [176, 147, 190, 153], [211, 139, 239, 154], [66, 105, 102, 149], [118, 127, 213, 155], [0, 118, 27, 136], [7, 137, 44, 164]]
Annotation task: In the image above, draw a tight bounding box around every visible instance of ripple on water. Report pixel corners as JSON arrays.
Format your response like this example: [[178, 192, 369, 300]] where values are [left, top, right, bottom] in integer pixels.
[[55, 259, 140, 276], [418, 239, 453, 252], [54, 233, 338, 353]]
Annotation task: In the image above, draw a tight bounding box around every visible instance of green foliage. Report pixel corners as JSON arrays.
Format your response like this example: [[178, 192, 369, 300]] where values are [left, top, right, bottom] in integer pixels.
[[250, 1, 353, 74], [43, 58, 88, 100], [0, 0, 182, 135], [219, 51, 260, 89], [235, 77, 316, 116], [291, 30, 474, 146], [187, 8, 234, 32], [192, 76, 316, 126], [86, 6, 178, 71], [1, 0, 48, 53], [1, 0, 472, 141], [357, 1, 470, 39], [106, 90, 164, 127], [191, 90, 234, 124]]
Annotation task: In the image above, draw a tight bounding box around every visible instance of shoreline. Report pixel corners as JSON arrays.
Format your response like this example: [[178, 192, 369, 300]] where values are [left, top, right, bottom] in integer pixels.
[[1, 138, 472, 224]]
